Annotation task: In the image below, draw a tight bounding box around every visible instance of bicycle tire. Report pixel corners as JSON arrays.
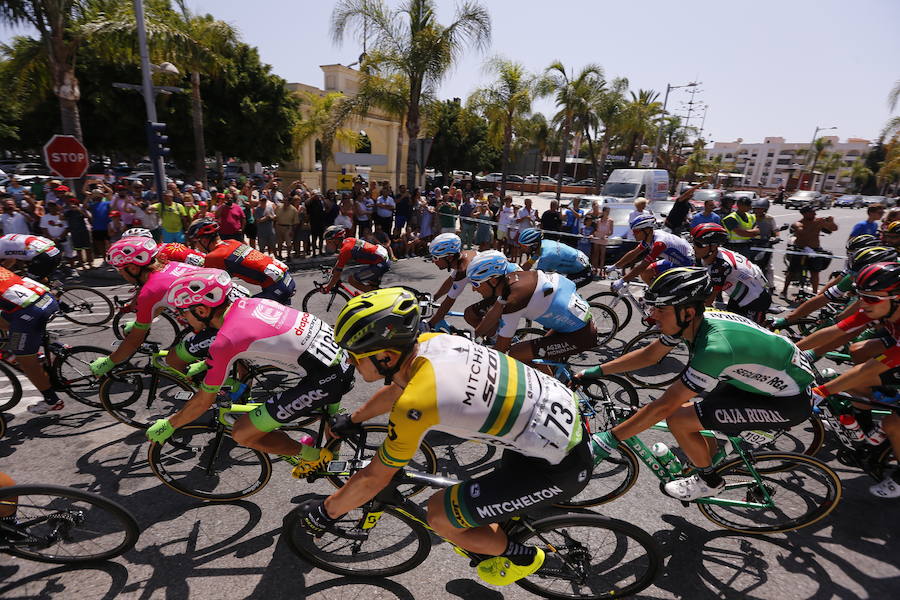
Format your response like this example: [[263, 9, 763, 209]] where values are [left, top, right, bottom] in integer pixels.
[[0, 413, 5, 439], [147, 424, 273, 501], [301, 287, 350, 323], [553, 443, 640, 509], [323, 424, 438, 498], [283, 504, 432, 577], [56, 286, 114, 326], [112, 310, 183, 347], [99, 367, 195, 429], [0, 360, 23, 412], [514, 513, 661, 599], [51, 345, 109, 408], [872, 443, 897, 481], [620, 330, 689, 388], [561, 304, 620, 368], [0, 484, 139, 563], [696, 451, 842, 534], [586, 291, 632, 332], [757, 416, 826, 460]]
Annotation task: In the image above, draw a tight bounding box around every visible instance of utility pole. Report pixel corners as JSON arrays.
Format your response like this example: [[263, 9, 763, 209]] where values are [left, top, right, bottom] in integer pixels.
[[651, 81, 700, 169]]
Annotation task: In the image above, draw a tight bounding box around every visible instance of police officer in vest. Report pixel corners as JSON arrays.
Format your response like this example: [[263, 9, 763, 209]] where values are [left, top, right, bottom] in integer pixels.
[[722, 196, 759, 256]]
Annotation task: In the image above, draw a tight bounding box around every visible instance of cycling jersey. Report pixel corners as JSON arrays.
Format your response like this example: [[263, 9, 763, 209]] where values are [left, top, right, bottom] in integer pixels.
[[0, 267, 51, 312], [705, 248, 768, 306], [823, 273, 855, 302], [203, 239, 289, 288], [497, 271, 591, 338], [642, 230, 694, 267], [0, 234, 60, 260], [157, 242, 206, 267], [334, 237, 389, 269], [837, 310, 900, 369], [534, 240, 590, 274], [682, 310, 815, 397], [378, 332, 583, 470], [447, 261, 520, 300], [133, 262, 202, 329]]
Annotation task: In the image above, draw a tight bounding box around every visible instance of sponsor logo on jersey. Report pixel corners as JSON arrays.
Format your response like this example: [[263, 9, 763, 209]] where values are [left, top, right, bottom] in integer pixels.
[[251, 301, 285, 327], [407, 409, 421, 421], [470, 483, 480, 498]]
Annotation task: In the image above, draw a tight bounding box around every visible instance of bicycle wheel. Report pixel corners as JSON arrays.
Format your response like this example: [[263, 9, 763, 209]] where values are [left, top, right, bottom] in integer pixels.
[[324, 424, 437, 498], [147, 424, 272, 501], [56, 286, 114, 326], [99, 367, 194, 429], [565, 304, 620, 368], [51, 345, 108, 408], [586, 291, 632, 332], [301, 288, 350, 323], [872, 443, 897, 481], [0, 360, 23, 412], [283, 504, 432, 577], [0, 484, 139, 563], [514, 513, 661, 600], [112, 311, 182, 347], [755, 416, 826, 459], [621, 330, 690, 388], [697, 452, 842, 534], [0, 413, 5, 439], [554, 443, 640, 509]]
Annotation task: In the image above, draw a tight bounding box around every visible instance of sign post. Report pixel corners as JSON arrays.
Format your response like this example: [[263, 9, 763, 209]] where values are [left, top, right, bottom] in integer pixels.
[[42, 134, 89, 180]]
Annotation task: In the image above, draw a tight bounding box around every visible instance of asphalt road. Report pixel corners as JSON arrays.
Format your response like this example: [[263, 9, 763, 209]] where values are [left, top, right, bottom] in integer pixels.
[[2, 205, 898, 600]]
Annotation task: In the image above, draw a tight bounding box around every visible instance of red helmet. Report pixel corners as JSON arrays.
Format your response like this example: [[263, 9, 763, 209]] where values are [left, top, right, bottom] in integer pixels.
[[855, 262, 900, 295], [690, 222, 728, 246], [187, 219, 219, 240]]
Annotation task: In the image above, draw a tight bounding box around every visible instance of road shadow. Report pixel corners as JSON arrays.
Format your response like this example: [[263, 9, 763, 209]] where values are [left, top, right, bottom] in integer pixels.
[[0, 561, 130, 600]]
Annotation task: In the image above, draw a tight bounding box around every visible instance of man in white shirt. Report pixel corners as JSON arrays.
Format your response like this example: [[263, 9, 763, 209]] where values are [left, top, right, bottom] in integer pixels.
[[1, 199, 31, 234], [375, 188, 396, 233], [40, 202, 74, 259], [495, 196, 517, 252]]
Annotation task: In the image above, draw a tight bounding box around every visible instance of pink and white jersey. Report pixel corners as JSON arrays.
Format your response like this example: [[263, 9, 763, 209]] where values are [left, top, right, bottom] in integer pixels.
[[201, 298, 348, 391], [0, 234, 60, 260], [133, 262, 202, 328]]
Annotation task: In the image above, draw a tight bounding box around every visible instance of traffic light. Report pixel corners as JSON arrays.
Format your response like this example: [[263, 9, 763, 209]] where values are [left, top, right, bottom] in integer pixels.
[[146, 121, 170, 158]]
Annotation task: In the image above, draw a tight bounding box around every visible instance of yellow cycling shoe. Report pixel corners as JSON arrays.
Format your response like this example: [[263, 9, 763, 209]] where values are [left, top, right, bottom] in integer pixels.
[[476, 548, 545, 586], [290, 448, 334, 479]]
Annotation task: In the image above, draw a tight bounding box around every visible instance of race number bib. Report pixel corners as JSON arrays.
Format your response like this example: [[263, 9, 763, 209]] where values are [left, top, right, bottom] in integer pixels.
[[263, 262, 287, 282], [568, 294, 591, 323]]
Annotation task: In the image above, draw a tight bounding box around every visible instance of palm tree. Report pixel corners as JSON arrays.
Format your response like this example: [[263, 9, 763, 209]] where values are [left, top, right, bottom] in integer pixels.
[[293, 91, 358, 192], [677, 139, 710, 182], [535, 61, 604, 200], [818, 151, 843, 192], [849, 160, 873, 192], [876, 137, 900, 195], [590, 77, 628, 193], [798, 136, 833, 188], [514, 112, 549, 185], [331, 0, 491, 188], [468, 57, 534, 197], [620, 89, 662, 165]]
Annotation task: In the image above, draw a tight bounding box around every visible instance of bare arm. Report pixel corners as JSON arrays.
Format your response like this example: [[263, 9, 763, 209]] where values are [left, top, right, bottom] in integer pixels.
[[323, 459, 397, 518], [109, 325, 149, 363], [169, 389, 217, 429], [797, 324, 854, 352], [351, 383, 405, 423], [600, 339, 674, 373], [612, 381, 695, 441]]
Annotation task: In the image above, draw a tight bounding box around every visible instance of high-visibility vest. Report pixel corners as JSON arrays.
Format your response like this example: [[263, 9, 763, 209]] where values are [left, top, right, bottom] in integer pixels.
[[724, 211, 756, 242]]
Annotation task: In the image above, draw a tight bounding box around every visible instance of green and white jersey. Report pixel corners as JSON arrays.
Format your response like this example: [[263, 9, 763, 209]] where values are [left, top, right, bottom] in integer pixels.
[[682, 310, 815, 397], [823, 272, 854, 302]]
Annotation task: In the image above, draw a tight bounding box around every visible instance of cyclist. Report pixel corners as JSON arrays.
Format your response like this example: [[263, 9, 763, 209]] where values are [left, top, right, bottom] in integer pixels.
[[0, 233, 62, 282], [321, 225, 390, 293], [466, 251, 597, 365], [690, 223, 771, 323], [608, 214, 694, 292], [517, 227, 593, 289], [121, 226, 207, 267], [803, 262, 900, 497], [145, 268, 355, 475], [0, 266, 62, 414], [186, 219, 295, 305], [882, 220, 900, 250], [297, 287, 593, 586], [578, 267, 815, 500]]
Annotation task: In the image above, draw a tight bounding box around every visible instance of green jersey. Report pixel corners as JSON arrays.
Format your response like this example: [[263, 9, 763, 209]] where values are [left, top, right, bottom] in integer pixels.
[[823, 273, 854, 302], [682, 311, 814, 397]]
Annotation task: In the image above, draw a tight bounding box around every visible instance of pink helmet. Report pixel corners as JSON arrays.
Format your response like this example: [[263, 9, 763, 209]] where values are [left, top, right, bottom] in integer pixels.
[[106, 237, 159, 268], [165, 268, 234, 310]]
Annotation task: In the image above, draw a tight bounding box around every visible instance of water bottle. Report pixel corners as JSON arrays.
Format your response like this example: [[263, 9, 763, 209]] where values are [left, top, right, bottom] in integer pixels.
[[651, 442, 683, 476], [866, 425, 888, 446], [838, 414, 866, 443]]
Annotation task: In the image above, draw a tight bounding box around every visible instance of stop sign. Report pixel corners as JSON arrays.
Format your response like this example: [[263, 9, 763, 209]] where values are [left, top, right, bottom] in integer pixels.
[[42, 134, 89, 179]]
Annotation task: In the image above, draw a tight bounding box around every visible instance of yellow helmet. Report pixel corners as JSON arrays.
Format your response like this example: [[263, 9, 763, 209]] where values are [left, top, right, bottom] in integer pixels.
[[334, 287, 421, 355]]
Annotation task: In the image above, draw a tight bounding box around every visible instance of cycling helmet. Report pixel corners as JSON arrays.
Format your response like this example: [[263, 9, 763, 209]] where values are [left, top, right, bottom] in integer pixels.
[[751, 198, 770, 210], [428, 233, 462, 258], [466, 250, 509, 285], [644, 267, 713, 308], [323, 225, 348, 241], [165, 268, 234, 310], [517, 228, 543, 246], [846, 234, 879, 253], [849, 246, 898, 273], [885, 221, 900, 234], [122, 227, 153, 239], [106, 237, 159, 268], [334, 287, 421, 355], [855, 262, 900, 295], [630, 214, 657, 231], [186, 219, 219, 240], [690, 223, 728, 246]]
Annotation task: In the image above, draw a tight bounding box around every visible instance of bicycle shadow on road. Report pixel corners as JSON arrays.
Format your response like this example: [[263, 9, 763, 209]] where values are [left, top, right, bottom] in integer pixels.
[[0, 560, 130, 600]]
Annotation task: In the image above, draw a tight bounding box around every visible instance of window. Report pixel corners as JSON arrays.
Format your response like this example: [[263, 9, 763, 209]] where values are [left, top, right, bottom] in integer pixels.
[[767, 152, 774, 157]]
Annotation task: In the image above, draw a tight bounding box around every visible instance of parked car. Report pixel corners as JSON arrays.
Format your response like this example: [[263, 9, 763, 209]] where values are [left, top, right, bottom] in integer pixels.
[[524, 175, 557, 185], [15, 162, 49, 176], [785, 190, 825, 210], [834, 194, 863, 208], [731, 191, 759, 204], [862, 195, 894, 208], [690, 189, 724, 210], [572, 178, 596, 188]]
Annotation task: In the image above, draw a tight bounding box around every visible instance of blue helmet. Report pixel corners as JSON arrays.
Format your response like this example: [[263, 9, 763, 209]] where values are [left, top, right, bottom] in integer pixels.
[[518, 228, 543, 247], [630, 214, 657, 231], [466, 250, 509, 285], [428, 233, 462, 258]]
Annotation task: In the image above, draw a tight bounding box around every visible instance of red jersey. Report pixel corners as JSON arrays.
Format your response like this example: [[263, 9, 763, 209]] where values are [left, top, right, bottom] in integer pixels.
[[157, 243, 205, 267], [837, 309, 900, 368], [335, 237, 389, 270], [0, 266, 50, 313], [202, 239, 288, 288]]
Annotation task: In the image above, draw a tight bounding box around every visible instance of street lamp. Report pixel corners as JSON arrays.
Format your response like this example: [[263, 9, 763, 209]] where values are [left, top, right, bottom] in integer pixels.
[[651, 81, 700, 168], [799, 125, 837, 190]]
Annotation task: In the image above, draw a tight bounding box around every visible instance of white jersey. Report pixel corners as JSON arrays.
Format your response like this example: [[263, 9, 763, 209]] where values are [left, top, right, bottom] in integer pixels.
[[707, 248, 768, 306], [0, 234, 59, 260]]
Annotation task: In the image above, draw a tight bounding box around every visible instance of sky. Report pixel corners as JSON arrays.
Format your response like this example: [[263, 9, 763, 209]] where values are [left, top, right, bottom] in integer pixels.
[[3, 0, 899, 147]]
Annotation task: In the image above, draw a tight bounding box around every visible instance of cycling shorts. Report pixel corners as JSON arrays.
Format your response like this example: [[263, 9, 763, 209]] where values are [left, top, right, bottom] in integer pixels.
[[726, 291, 772, 325], [25, 252, 61, 281], [2, 294, 58, 355], [443, 429, 593, 528], [648, 259, 679, 277], [253, 275, 296, 306], [175, 328, 218, 363], [569, 266, 593, 290], [249, 364, 354, 432], [354, 261, 390, 286], [693, 382, 811, 434], [515, 320, 597, 361], [787, 247, 832, 274]]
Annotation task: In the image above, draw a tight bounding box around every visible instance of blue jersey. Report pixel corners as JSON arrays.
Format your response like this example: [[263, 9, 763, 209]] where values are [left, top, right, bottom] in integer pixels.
[[497, 271, 591, 337], [535, 240, 591, 274]]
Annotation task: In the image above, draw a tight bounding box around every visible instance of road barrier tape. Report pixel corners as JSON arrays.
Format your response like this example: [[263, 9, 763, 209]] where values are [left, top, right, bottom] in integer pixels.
[[749, 246, 846, 260]]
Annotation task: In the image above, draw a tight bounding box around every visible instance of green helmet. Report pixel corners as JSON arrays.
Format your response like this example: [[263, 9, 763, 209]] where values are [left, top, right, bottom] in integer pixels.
[[334, 287, 421, 355]]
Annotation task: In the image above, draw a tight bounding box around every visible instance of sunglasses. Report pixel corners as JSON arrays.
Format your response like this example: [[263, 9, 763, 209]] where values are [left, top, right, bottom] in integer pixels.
[[470, 277, 500, 289], [347, 348, 400, 364], [859, 292, 897, 305]]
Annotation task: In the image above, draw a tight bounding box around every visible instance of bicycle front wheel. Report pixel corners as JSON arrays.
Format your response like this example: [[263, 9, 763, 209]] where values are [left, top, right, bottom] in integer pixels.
[[697, 451, 842, 534], [565, 303, 620, 367], [514, 513, 661, 600], [56, 286, 114, 326], [621, 330, 690, 388], [586, 291, 632, 332], [147, 424, 272, 501], [0, 484, 139, 563], [301, 288, 350, 323], [52, 345, 108, 408], [755, 416, 826, 459], [112, 311, 183, 347], [554, 443, 640, 509], [0, 360, 23, 412], [99, 367, 194, 429]]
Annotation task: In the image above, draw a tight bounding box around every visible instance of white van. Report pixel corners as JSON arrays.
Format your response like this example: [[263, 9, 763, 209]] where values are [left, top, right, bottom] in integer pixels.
[[601, 169, 670, 202]]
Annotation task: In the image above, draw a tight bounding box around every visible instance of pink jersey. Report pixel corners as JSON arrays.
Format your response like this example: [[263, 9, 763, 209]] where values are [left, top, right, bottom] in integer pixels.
[[133, 262, 202, 328], [201, 298, 348, 391]]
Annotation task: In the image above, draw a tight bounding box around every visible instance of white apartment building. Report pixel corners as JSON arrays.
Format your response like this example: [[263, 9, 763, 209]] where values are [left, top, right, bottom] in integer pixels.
[[705, 136, 870, 192]]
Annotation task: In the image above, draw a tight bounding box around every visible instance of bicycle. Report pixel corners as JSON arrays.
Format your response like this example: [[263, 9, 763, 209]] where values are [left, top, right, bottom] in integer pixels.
[[300, 265, 364, 321], [282, 431, 661, 599], [46, 278, 115, 327], [0, 483, 139, 563], [586, 276, 651, 333], [110, 292, 188, 348]]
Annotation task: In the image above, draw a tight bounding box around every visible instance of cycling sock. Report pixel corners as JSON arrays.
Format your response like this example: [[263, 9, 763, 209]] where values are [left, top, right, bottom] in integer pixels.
[[696, 466, 724, 488], [502, 540, 537, 566], [40, 389, 61, 404], [299, 444, 321, 461]]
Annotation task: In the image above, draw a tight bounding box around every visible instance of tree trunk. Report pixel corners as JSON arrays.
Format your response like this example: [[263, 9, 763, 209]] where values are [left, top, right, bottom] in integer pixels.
[[597, 129, 612, 194], [395, 120, 404, 191], [555, 119, 570, 201], [405, 89, 422, 189], [215, 150, 224, 186], [585, 127, 599, 194], [321, 145, 329, 194], [191, 71, 208, 186], [500, 111, 513, 198]]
